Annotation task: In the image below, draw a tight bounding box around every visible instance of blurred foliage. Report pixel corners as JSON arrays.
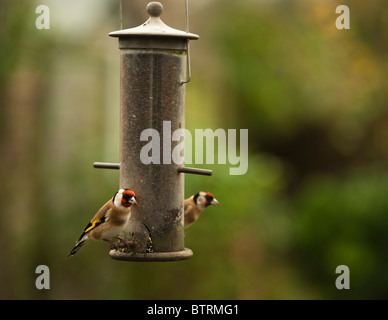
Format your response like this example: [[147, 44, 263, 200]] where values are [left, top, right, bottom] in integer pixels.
[[291, 168, 388, 299], [1, 0, 388, 299]]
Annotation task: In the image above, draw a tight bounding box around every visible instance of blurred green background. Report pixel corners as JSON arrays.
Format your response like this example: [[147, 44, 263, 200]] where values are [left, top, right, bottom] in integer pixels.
[[1, 0, 387, 299]]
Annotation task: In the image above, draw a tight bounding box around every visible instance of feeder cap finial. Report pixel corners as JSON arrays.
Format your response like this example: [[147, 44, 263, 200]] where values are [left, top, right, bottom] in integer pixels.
[[109, 1, 198, 40], [147, 2, 163, 17]]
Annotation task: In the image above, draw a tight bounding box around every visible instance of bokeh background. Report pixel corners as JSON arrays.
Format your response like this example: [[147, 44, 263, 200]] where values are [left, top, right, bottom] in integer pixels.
[[1, 0, 387, 299]]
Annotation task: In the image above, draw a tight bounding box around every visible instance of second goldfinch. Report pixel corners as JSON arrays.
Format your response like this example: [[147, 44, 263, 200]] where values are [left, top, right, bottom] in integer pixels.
[[68, 188, 137, 257], [184, 191, 220, 228]]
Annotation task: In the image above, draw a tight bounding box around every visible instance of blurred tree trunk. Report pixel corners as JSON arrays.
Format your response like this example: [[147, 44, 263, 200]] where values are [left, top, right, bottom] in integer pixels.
[[0, 69, 45, 298], [0, 0, 47, 298]]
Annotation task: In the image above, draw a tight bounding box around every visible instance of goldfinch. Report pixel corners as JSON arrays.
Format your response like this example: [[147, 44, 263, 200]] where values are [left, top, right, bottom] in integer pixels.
[[68, 188, 137, 257], [184, 191, 220, 228]]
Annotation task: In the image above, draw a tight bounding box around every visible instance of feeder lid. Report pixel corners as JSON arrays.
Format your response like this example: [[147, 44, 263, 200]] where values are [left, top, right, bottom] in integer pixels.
[[109, 2, 199, 40]]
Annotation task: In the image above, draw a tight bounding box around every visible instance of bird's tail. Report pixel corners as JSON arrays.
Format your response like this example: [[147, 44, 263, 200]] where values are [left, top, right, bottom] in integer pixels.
[[67, 240, 86, 257]]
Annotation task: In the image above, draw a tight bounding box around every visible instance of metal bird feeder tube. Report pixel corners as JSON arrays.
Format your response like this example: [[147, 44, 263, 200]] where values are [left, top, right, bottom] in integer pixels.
[[106, 2, 200, 262]]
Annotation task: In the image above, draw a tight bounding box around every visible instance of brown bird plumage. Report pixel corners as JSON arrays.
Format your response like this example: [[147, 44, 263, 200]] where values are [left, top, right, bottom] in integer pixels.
[[184, 191, 220, 228], [68, 188, 137, 257]]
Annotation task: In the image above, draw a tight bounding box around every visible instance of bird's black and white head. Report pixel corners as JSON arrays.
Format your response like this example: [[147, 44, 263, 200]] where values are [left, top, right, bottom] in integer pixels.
[[113, 188, 137, 210], [194, 191, 220, 211]]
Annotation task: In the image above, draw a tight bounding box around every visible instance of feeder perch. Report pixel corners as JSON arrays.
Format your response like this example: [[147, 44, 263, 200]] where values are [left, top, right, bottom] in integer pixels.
[[96, 1, 210, 261]]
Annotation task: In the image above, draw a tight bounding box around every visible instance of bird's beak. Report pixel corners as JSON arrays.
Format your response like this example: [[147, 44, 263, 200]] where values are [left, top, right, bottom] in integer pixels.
[[130, 197, 137, 205], [211, 198, 220, 206]]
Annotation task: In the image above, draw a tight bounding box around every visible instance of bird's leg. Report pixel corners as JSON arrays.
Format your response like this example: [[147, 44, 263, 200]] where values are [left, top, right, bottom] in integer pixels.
[[113, 236, 131, 246], [143, 223, 153, 253], [104, 238, 120, 250]]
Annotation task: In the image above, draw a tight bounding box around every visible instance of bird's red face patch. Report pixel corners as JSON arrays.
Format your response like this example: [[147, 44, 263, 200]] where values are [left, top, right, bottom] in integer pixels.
[[123, 190, 135, 197], [204, 193, 215, 207], [121, 189, 136, 207]]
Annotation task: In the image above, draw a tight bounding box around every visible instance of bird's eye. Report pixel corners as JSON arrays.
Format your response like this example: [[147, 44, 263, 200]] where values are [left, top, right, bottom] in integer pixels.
[[205, 195, 213, 202]]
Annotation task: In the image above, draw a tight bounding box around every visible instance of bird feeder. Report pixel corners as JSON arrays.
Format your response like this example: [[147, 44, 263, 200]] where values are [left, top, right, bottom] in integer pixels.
[[95, 1, 211, 261]]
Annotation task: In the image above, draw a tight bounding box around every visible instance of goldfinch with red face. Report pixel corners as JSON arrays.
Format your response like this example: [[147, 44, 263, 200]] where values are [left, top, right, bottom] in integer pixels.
[[184, 191, 220, 228], [68, 188, 137, 257]]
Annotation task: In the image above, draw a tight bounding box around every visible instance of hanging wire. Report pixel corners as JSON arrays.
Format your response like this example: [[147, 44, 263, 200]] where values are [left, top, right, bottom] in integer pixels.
[[180, 0, 191, 85], [184, 0, 189, 32], [120, 0, 123, 29]]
